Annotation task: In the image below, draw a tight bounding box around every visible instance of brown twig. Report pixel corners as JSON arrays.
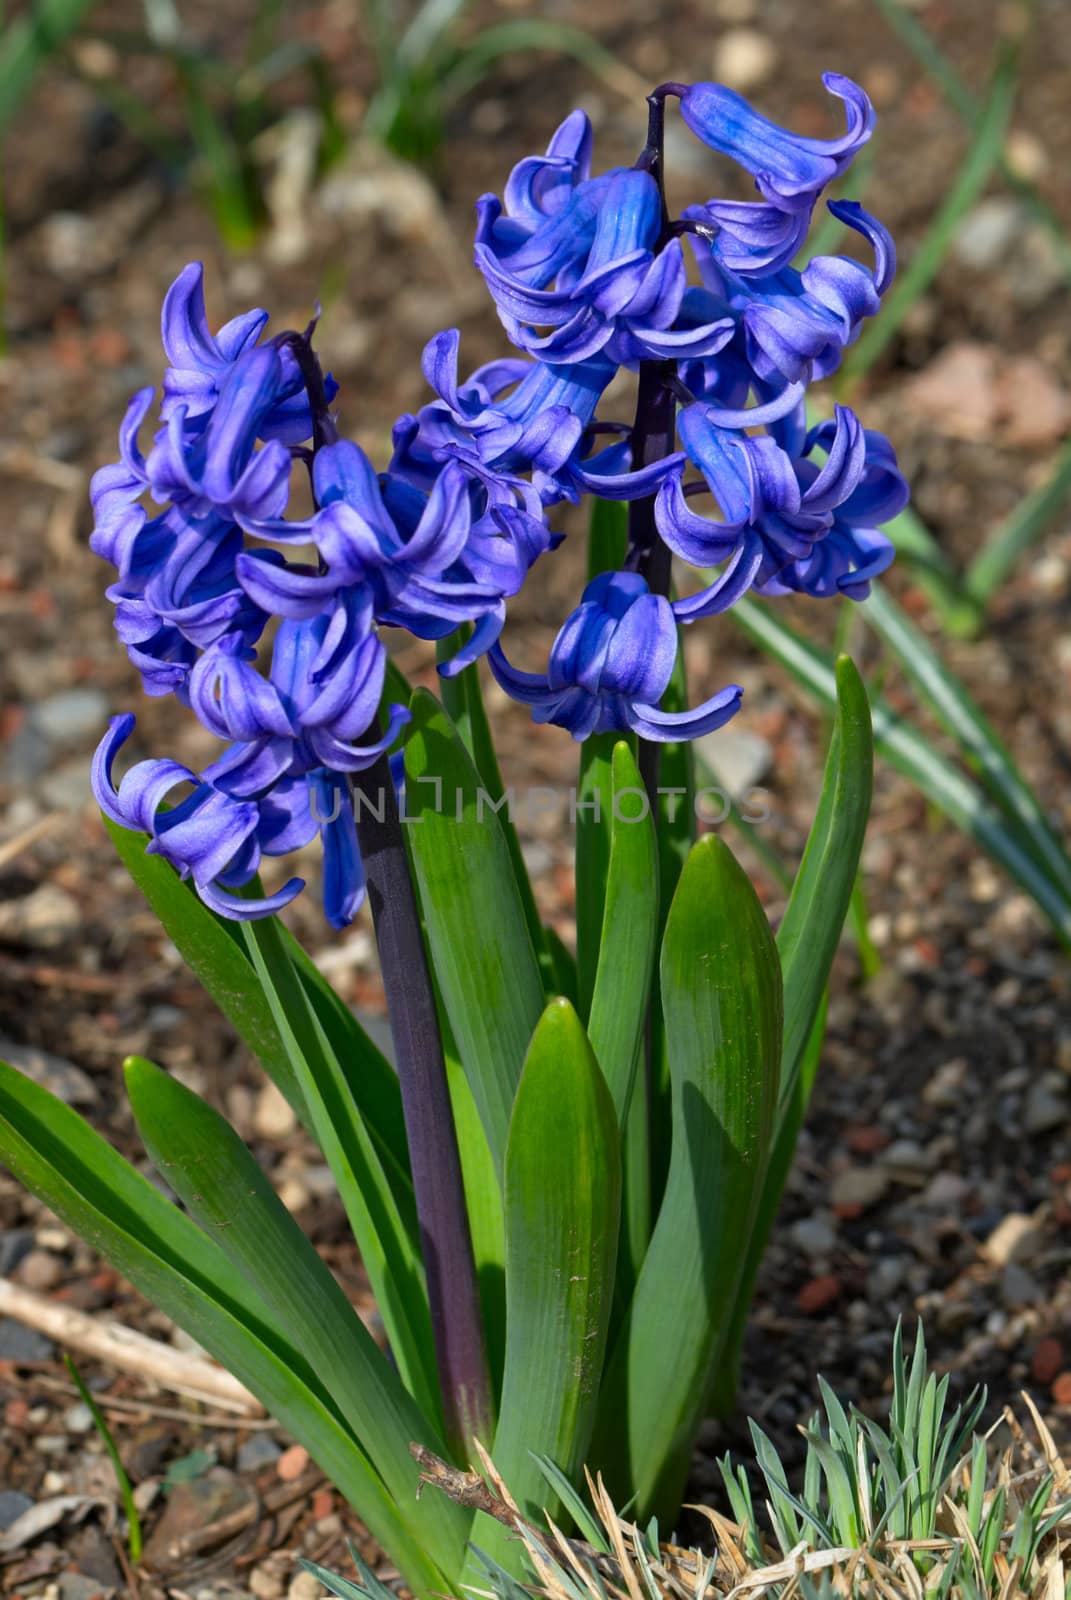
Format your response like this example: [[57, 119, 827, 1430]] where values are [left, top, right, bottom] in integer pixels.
[[0, 1280, 262, 1414]]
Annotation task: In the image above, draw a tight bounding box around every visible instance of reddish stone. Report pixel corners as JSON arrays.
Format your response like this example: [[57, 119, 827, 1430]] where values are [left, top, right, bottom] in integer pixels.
[[797, 1274, 842, 1314], [1051, 1372, 1071, 1406], [845, 1126, 891, 1155], [1033, 1339, 1064, 1386], [832, 1203, 864, 1221], [277, 1443, 310, 1481], [312, 1488, 335, 1520]]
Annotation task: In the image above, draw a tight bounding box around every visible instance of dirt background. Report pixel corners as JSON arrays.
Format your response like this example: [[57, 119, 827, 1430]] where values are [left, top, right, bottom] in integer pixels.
[[1, 0, 1071, 1594]]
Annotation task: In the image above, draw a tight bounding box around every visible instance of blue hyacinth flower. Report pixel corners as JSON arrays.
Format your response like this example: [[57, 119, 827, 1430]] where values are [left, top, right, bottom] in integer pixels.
[[489, 571, 742, 741], [657, 403, 908, 616], [679, 72, 873, 214], [475, 145, 733, 365], [161, 262, 337, 443]]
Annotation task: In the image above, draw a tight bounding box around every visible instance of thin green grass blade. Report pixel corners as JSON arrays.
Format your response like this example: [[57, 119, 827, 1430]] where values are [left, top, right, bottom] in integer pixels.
[[593, 835, 782, 1521], [65, 1355, 142, 1562], [124, 1057, 469, 1577], [731, 597, 1071, 947], [488, 1000, 620, 1552], [437, 19, 641, 110], [885, 504, 984, 637], [0, 0, 99, 133], [841, 41, 1020, 385], [863, 585, 1071, 902], [404, 690, 543, 1176], [0, 1059, 449, 1597], [966, 436, 1071, 606], [870, 0, 1071, 285]]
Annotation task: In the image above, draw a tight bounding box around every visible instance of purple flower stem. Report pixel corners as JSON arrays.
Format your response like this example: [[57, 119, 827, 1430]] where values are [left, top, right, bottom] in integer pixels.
[[625, 88, 679, 811], [291, 327, 494, 1461], [351, 750, 494, 1461]]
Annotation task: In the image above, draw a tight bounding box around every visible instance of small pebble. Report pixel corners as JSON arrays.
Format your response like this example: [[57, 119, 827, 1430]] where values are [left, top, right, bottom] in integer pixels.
[[0, 883, 80, 950], [797, 1274, 841, 1314], [41, 1470, 67, 1493], [1000, 1262, 1042, 1308], [830, 1166, 889, 1211], [788, 1216, 837, 1258], [922, 1057, 969, 1109], [1052, 1372, 1071, 1406], [251, 1564, 286, 1600], [983, 1212, 1042, 1266], [276, 1443, 309, 1482], [0, 1318, 55, 1361], [1023, 1079, 1067, 1136], [238, 1433, 283, 1473], [31, 687, 109, 746], [288, 1572, 324, 1600], [254, 1082, 298, 1140], [0, 1490, 33, 1530], [16, 1249, 63, 1291], [1032, 1338, 1064, 1385], [63, 1403, 94, 1434], [712, 26, 778, 90]]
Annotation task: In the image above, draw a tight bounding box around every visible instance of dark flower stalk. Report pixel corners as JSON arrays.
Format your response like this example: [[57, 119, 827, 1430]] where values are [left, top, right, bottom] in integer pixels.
[[296, 328, 493, 1462], [626, 88, 682, 812]]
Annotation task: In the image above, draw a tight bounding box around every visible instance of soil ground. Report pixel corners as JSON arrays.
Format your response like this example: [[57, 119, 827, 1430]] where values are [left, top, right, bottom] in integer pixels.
[[1, 0, 1071, 1593]]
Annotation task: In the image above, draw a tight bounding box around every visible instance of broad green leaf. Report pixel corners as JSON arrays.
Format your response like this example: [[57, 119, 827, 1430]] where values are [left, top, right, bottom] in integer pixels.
[[103, 817, 409, 1183], [404, 690, 543, 1175], [841, 41, 1020, 385], [863, 586, 1071, 903], [731, 597, 1071, 948], [0, 1060, 451, 1597], [775, 654, 872, 1119], [124, 1057, 469, 1576], [241, 917, 438, 1425], [709, 995, 828, 1420], [587, 742, 658, 1129], [593, 835, 782, 1521], [438, 642, 550, 984], [489, 999, 620, 1538]]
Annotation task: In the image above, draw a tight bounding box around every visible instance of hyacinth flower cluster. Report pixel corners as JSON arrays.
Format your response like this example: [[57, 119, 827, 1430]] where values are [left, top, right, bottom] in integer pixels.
[[91, 72, 908, 928]]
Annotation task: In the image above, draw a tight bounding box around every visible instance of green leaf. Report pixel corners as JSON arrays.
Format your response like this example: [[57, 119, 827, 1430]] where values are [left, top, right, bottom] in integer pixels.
[[841, 40, 1020, 385], [103, 818, 409, 1182], [404, 690, 544, 1176], [593, 835, 782, 1520], [0, 1059, 451, 1598], [709, 994, 828, 1420], [586, 740, 657, 1129], [870, 0, 1071, 287], [0, 0, 99, 134], [124, 1057, 469, 1577], [489, 999, 620, 1533], [241, 917, 438, 1426], [438, 643, 550, 984], [731, 597, 1071, 948], [863, 585, 1071, 903], [775, 654, 872, 1120], [884, 503, 983, 639], [966, 435, 1071, 607]]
